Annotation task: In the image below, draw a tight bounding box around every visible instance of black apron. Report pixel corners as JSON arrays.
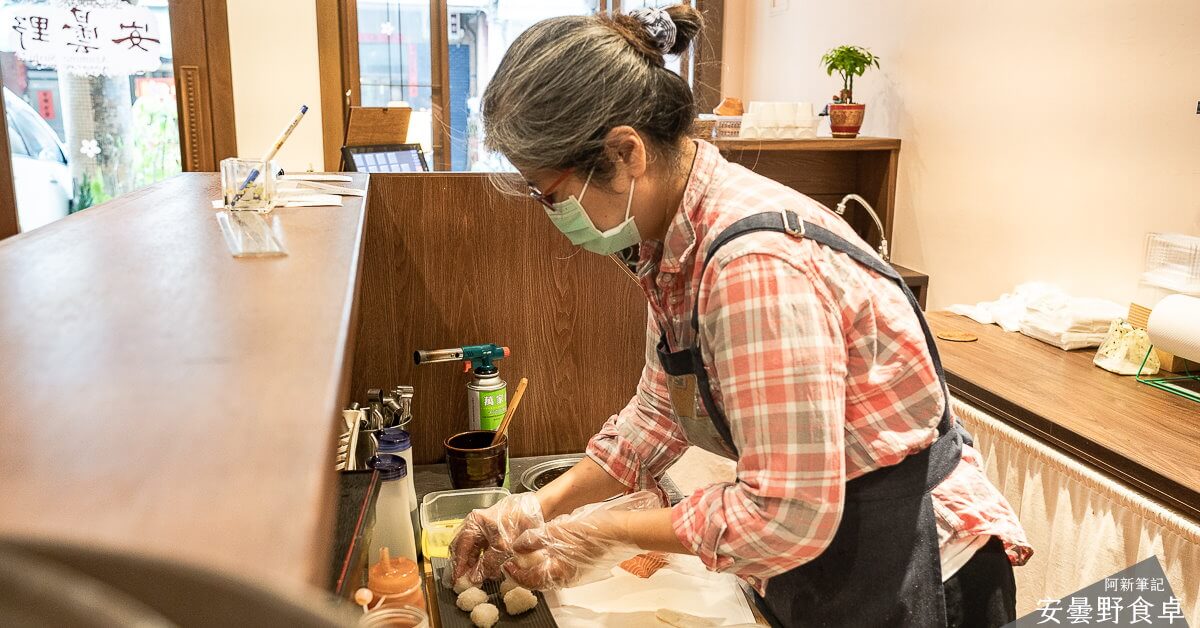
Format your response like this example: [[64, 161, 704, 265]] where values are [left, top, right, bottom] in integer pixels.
[[655, 210, 971, 627]]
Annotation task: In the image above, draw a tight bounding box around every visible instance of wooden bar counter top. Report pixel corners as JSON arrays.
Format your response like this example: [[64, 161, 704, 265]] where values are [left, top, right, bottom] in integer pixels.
[[0, 173, 368, 590]]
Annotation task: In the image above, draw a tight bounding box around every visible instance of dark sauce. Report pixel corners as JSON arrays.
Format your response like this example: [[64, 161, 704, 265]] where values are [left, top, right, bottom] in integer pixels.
[[531, 466, 569, 490]]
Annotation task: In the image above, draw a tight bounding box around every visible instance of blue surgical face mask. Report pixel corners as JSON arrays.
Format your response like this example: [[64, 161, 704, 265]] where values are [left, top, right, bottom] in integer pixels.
[[543, 169, 641, 255]]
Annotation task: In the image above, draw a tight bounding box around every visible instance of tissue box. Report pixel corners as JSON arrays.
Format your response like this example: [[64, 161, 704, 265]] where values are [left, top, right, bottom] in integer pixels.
[[1128, 302, 1199, 372]]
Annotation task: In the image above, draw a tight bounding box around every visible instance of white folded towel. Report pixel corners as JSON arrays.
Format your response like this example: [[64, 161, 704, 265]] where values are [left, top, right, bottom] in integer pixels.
[[949, 283, 1124, 351]]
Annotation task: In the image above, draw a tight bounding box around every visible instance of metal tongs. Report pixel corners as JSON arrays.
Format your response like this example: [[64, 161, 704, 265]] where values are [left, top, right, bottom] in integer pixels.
[[335, 403, 367, 471], [337, 386, 415, 471], [366, 385, 414, 431]]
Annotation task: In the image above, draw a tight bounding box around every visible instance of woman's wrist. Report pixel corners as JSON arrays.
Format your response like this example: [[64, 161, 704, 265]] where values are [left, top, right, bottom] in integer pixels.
[[533, 484, 563, 521]]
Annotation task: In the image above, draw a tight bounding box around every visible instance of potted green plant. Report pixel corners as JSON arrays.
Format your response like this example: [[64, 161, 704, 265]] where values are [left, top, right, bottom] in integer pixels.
[[821, 45, 880, 138]]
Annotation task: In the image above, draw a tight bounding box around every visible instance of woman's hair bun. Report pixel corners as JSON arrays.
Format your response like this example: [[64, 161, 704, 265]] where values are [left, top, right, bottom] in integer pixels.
[[663, 4, 703, 56]]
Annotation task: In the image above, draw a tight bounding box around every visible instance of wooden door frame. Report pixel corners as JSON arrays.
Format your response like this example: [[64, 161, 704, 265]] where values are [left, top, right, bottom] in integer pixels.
[[429, 0, 451, 172], [168, 0, 237, 172], [692, 0, 724, 114], [0, 0, 234, 240], [0, 95, 17, 239], [316, 0, 359, 172]]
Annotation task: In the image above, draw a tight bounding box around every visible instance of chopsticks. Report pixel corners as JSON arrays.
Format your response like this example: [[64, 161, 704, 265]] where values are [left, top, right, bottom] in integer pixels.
[[491, 377, 528, 446]]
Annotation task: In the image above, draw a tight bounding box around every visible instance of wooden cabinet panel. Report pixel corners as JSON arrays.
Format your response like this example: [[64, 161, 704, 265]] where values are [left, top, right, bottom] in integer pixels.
[[352, 174, 648, 464]]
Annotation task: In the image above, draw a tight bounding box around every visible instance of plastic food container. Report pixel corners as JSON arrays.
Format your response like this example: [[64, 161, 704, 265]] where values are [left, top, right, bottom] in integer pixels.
[[712, 115, 742, 138], [419, 487, 509, 559]]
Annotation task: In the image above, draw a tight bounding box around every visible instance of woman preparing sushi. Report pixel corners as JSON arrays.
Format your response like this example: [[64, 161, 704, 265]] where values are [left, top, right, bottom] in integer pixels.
[[448, 5, 1032, 626]]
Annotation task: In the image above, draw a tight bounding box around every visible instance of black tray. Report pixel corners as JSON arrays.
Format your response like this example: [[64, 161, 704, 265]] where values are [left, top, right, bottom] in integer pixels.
[[429, 557, 558, 628]]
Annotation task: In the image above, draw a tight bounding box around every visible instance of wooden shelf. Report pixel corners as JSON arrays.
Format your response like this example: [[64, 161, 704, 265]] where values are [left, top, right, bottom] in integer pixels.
[[714, 137, 901, 152], [893, 264, 929, 309], [713, 136, 908, 294]]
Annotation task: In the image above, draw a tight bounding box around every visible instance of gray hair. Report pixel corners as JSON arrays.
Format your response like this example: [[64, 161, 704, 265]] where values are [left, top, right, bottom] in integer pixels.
[[481, 5, 702, 191]]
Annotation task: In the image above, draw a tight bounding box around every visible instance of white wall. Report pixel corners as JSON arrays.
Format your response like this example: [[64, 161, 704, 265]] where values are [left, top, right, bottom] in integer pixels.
[[732, 0, 1200, 309], [226, 0, 325, 171]]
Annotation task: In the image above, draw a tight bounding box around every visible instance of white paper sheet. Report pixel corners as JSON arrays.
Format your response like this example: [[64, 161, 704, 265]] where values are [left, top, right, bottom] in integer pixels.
[[280, 173, 353, 182], [546, 555, 757, 627], [278, 180, 366, 197], [210, 195, 344, 209]]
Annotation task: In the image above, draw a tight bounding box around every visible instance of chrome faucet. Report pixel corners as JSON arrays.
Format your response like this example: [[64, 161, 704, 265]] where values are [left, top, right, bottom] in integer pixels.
[[834, 193, 890, 262]]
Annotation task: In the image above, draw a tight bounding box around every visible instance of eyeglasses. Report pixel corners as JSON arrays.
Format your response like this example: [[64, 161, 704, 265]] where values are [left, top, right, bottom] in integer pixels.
[[527, 169, 574, 211]]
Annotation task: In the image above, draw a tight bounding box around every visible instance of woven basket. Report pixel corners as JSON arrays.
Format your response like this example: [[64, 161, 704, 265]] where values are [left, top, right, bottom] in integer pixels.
[[690, 118, 718, 139]]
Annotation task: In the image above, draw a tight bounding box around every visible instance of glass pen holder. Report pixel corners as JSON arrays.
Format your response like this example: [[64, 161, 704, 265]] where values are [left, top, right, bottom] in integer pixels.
[[217, 158, 287, 257], [221, 157, 279, 212]]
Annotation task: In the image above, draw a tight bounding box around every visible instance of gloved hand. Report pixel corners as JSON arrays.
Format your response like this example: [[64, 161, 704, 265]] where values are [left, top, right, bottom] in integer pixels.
[[503, 490, 662, 590], [449, 492, 544, 585]]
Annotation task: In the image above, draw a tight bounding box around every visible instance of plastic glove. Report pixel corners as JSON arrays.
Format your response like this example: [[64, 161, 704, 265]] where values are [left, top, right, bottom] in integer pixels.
[[449, 492, 544, 585], [503, 490, 662, 590]]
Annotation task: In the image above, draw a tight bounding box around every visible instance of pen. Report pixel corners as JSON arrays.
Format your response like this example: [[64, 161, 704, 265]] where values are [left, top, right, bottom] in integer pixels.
[[230, 104, 309, 206]]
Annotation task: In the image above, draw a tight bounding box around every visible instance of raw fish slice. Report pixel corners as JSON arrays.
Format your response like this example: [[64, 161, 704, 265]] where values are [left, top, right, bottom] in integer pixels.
[[619, 551, 669, 578]]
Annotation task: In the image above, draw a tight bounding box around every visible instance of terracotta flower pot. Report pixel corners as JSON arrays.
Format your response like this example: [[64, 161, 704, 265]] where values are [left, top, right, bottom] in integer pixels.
[[828, 103, 867, 138]]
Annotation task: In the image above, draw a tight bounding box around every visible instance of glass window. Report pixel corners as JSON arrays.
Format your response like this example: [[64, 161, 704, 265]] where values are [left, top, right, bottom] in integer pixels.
[[353, 2, 700, 172], [7, 97, 64, 163], [357, 0, 434, 161], [447, 2, 603, 172], [2, 0, 181, 232], [6, 121, 28, 156]]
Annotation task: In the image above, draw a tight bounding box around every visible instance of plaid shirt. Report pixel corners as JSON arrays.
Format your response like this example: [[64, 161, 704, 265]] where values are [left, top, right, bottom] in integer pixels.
[[586, 140, 1032, 594]]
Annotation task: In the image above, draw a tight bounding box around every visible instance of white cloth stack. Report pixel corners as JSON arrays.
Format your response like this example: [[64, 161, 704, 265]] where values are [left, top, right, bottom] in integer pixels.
[[948, 283, 1125, 350]]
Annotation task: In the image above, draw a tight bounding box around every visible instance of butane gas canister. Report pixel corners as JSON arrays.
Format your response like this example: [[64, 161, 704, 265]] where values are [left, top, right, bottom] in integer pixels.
[[467, 366, 507, 432]]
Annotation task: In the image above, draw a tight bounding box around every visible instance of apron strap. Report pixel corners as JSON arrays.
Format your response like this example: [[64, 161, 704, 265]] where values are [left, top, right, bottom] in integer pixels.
[[656, 335, 741, 457], [681, 211, 971, 461]]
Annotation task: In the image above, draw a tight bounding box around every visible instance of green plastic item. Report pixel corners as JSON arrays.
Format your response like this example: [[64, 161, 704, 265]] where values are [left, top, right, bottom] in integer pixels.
[[1136, 347, 1200, 403]]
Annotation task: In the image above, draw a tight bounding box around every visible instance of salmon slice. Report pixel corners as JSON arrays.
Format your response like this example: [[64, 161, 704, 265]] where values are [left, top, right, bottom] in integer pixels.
[[619, 552, 669, 578]]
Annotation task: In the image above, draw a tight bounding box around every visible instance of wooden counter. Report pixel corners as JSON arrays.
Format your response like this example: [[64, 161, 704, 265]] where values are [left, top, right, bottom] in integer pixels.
[[928, 311, 1200, 520], [0, 173, 368, 590]]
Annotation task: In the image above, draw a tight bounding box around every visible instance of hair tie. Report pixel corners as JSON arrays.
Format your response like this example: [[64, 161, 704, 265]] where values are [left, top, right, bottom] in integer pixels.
[[628, 7, 676, 55]]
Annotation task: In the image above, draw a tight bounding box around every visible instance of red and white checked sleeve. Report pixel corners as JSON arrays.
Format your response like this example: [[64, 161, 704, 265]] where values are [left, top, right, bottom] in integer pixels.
[[586, 308, 690, 493], [671, 250, 849, 579]]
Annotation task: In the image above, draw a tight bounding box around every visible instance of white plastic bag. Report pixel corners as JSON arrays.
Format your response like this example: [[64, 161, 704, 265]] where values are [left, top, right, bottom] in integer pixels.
[[1094, 320, 1160, 375]]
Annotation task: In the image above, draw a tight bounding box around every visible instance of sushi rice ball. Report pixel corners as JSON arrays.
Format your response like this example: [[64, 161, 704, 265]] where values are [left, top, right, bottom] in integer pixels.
[[452, 574, 476, 595], [456, 586, 488, 612], [503, 586, 539, 615], [499, 576, 520, 596], [470, 602, 500, 628]]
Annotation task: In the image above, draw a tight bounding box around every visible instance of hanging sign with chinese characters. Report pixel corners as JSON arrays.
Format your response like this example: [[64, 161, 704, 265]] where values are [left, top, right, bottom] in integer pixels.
[[0, 4, 162, 76]]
